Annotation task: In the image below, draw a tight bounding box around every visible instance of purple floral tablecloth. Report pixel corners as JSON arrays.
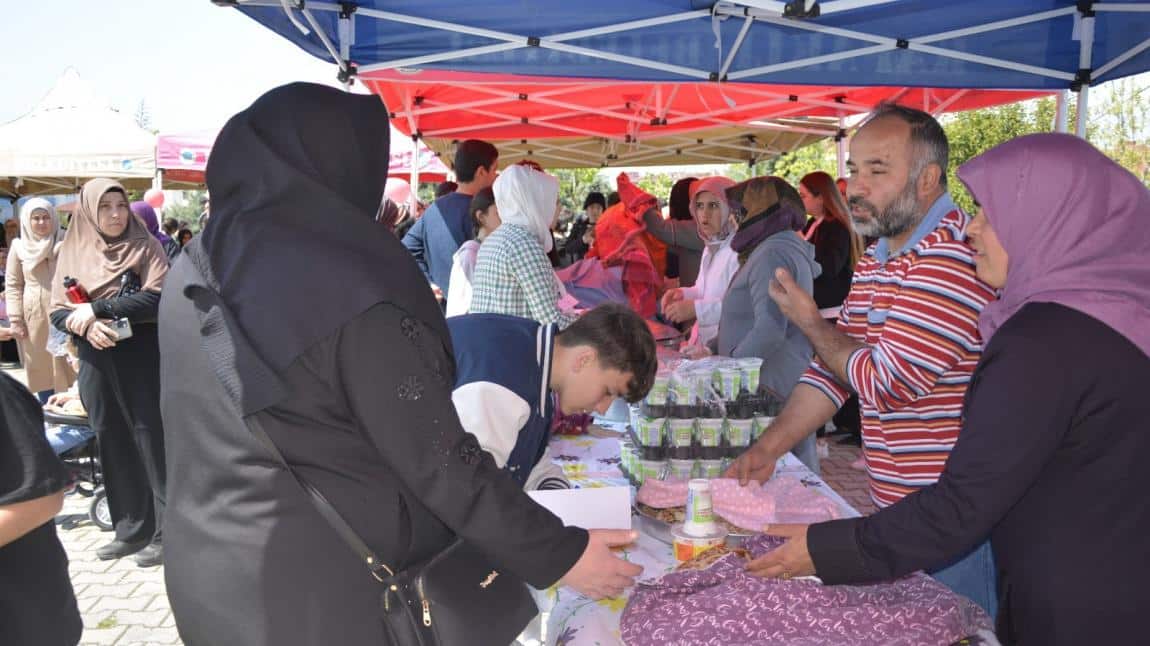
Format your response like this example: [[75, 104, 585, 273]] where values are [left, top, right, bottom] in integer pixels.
[[537, 435, 869, 646], [620, 535, 991, 646]]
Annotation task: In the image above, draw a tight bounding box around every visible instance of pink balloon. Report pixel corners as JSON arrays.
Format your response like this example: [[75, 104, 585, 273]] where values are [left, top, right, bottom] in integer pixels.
[[144, 188, 165, 209]]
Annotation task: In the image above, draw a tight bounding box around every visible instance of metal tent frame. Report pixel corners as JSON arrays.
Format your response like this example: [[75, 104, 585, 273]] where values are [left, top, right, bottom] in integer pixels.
[[219, 0, 1150, 141]]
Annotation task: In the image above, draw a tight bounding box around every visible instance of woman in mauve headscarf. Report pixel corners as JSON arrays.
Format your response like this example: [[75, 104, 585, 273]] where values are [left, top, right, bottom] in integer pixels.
[[158, 83, 638, 646], [747, 133, 1150, 646], [130, 201, 180, 262], [49, 179, 170, 567], [4, 198, 75, 396]]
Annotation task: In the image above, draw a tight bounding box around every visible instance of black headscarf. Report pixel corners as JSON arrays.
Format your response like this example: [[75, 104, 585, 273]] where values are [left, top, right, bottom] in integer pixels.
[[194, 82, 448, 372]]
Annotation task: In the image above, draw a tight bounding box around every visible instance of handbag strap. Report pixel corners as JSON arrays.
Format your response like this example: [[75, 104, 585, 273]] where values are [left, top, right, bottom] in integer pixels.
[[242, 410, 397, 582]]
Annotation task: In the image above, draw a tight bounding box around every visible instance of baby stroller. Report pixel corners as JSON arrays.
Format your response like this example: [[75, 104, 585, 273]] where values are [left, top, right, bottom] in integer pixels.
[[44, 408, 111, 531]]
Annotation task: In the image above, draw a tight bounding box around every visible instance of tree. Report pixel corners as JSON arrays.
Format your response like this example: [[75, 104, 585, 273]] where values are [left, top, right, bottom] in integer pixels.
[[1093, 77, 1150, 186], [134, 100, 153, 132], [723, 139, 836, 186], [164, 190, 207, 232], [554, 168, 609, 213], [941, 97, 1069, 212]]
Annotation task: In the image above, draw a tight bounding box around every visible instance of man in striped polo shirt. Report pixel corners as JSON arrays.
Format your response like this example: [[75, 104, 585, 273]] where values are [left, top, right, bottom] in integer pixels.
[[727, 103, 998, 615]]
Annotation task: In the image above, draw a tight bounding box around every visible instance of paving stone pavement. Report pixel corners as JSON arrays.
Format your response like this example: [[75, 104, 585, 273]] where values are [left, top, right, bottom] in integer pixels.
[[55, 493, 181, 646]]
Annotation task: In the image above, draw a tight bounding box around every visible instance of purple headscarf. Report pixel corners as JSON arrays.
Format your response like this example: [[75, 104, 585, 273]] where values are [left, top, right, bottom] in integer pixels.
[[957, 133, 1150, 358], [130, 201, 173, 245]]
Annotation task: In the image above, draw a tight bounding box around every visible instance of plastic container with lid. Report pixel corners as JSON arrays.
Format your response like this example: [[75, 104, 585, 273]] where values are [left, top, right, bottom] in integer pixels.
[[726, 418, 754, 448], [667, 418, 695, 449], [697, 459, 725, 479], [667, 458, 696, 481]]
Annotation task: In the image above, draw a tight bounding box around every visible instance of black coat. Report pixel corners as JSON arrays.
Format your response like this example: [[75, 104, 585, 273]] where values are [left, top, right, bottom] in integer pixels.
[[807, 303, 1150, 645], [804, 217, 853, 310], [159, 257, 587, 646]]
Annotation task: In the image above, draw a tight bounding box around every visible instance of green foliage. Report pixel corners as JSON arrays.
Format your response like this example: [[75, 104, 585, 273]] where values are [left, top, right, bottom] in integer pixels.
[[941, 97, 1066, 212], [1094, 78, 1150, 186], [634, 173, 677, 201], [722, 139, 836, 187], [554, 168, 609, 213], [165, 190, 206, 232]]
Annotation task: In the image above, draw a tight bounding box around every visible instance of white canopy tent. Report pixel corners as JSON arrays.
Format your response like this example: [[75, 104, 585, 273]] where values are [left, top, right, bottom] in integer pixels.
[[0, 69, 157, 201]]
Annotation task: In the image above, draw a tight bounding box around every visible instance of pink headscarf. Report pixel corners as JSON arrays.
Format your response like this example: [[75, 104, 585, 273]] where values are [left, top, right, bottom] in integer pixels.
[[688, 176, 737, 244], [957, 133, 1150, 358]]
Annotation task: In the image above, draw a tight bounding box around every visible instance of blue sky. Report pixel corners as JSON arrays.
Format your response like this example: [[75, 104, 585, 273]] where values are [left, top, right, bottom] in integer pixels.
[[1, 1, 347, 131]]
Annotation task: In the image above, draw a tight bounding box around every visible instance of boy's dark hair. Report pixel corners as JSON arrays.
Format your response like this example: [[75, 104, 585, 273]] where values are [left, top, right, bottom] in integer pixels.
[[162, 217, 179, 234], [435, 181, 458, 198], [454, 139, 499, 183], [606, 191, 621, 207], [556, 303, 657, 403], [470, 187, 497, 237]]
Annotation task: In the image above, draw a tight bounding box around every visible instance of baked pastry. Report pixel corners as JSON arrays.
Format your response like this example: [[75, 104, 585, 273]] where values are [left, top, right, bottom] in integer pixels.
[[675, 544, 750, 571]]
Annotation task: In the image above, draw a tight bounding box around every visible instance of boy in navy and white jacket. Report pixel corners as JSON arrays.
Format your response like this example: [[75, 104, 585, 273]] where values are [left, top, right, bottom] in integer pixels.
[[447, 304, 658, 491]]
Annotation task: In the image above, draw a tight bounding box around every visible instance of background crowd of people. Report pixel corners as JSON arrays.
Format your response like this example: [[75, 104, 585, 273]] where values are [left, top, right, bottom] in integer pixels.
[[1, 81, 1147, 646]]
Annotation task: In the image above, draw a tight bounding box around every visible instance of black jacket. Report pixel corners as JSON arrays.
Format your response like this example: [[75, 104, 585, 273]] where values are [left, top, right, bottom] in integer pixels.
[[807, 303, 1150, 645], [159, 256, 587, 646]]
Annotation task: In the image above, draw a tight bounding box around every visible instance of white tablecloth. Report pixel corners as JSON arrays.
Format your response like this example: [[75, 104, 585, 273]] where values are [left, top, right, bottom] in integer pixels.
[[534, 432, 859, 646]]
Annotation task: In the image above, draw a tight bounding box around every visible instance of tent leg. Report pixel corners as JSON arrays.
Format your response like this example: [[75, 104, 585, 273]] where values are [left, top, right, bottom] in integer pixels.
[[1074, 11, 1095, 140], [1075, 85, 1090, 139], [153, 169, 163, 191], [411, 136, 421, 211], [1055, 90, 1069, 132]]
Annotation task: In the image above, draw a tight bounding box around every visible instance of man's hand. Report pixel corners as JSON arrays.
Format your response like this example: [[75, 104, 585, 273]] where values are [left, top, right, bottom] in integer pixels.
[[560, 529, 644, 600], [768, 267, 821, 329], [722, 440, 778, 485], [65, 303, 97, 336], [663, 298, 696, 324], [9, 321, 28, 339], [745, 524, 815, 579], [85, 320, 119, 351], [0, 325, 12, 342]]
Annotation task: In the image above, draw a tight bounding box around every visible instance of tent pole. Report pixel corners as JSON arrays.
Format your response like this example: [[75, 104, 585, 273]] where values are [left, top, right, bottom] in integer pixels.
[[1075, 10, 1096, 139], [411, 135, 421, 212], [1055, 90, 1069, 132], [836, 116, 847, 180], [1075, 85, 1091, 138]]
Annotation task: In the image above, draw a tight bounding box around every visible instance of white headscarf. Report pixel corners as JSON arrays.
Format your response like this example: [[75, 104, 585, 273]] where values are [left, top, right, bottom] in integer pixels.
[[13, 198, 63, 269], [493, 164, 559, 253]]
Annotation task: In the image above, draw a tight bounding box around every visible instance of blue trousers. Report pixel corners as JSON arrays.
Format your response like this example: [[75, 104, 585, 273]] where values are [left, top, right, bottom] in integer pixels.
[[930, 539, 998, 620]]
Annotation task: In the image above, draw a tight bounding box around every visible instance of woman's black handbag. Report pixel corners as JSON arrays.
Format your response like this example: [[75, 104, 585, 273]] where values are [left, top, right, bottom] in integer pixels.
[[242, 413, 538, 646]]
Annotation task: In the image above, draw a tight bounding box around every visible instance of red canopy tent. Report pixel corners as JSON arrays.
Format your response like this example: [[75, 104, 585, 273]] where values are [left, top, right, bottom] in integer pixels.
[[363, 69, 1048, 170]]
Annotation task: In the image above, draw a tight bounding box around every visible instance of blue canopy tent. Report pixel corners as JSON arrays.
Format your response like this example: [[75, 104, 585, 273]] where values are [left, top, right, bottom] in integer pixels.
[[217, 0, 1150, 140]]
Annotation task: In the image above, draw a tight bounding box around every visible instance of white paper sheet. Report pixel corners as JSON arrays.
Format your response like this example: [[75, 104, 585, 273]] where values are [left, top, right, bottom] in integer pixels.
[[528, 486, 632, 530]]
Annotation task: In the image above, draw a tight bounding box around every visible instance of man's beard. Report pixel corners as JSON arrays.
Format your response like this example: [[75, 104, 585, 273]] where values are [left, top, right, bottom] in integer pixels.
[[849, 177, 921, 239]]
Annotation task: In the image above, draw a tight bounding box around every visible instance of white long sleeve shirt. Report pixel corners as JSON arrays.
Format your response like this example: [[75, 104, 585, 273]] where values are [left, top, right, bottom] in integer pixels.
[[680, 240, 739, 349]]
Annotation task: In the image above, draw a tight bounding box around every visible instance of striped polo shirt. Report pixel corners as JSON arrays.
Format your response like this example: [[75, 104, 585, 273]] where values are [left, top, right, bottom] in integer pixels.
[[800, 194, 997, 508]]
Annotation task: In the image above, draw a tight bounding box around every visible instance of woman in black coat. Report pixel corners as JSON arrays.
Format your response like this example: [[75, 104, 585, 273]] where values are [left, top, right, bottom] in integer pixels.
[[159, 83, 641, 646]]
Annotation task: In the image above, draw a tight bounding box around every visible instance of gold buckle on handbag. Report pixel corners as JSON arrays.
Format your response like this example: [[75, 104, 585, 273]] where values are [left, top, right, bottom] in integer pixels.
[[368, 555, 395, 583]]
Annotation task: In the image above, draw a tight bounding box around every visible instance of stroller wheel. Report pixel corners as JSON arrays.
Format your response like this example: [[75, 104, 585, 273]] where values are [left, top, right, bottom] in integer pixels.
[[90, 488, 114, 531]]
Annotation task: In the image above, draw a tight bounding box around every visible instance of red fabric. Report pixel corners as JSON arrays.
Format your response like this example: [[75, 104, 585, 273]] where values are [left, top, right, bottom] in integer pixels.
[[586, 203, 668, 277], [617, 173, 658, 220]]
